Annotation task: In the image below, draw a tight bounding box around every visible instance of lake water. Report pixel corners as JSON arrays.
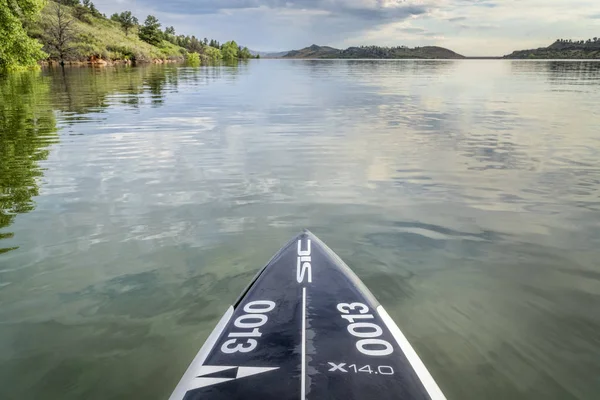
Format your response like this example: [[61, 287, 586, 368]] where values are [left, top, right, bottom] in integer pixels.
[[1, 60, 600, 399]]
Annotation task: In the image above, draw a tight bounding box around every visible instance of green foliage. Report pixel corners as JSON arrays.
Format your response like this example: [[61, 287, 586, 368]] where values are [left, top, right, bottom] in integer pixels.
[[88, 2, 99, 17], [187, 36, 203, 53], [175, 35, 188, 48], [139, 15, 162, 46], [73, 4, 90, 22], [3, 0, 254, 71], [0, 71, 57, 253], [113, 11, 138, 36], [284, 44, 463, 59], [339, 45, 461, 59], [221, 40, 238, 60], [163, 28, 177, 46], [79, 0, 99, 16], [0, 0, 48, 73], [550, 38, 600, 50], [34, 2, 183, 63], [238, 46, 252, 59], [167, 34, 253, 61], [105, 44, 137, 60], [204, 46, 222, 61], [186, 52, 200, 66], [506, 38, 600, 59]]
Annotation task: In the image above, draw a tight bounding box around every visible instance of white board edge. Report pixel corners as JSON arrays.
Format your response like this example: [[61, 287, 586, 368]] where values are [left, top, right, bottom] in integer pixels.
[[169, 306, 234, 400], [377, 306, 447, 400]]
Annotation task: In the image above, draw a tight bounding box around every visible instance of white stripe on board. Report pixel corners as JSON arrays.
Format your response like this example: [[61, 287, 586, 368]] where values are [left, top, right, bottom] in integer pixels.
[[169, 306, 234, 400], [377, 306, 447, 400], [301, 287, 307, 400]]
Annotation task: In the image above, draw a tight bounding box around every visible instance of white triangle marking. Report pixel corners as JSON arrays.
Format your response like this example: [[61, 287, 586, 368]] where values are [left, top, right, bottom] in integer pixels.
[[195, 365, 237, 377], [187, 377, 235, 391], [236, 366, 279, 379], [185, 365, 280, 391]]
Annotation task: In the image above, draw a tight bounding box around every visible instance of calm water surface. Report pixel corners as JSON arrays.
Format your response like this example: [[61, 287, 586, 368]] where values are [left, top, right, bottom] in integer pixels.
[[1, 60, 600, 399]]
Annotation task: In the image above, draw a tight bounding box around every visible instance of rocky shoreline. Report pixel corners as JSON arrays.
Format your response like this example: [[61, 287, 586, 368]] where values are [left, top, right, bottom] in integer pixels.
[[39, 57, 184, 67]]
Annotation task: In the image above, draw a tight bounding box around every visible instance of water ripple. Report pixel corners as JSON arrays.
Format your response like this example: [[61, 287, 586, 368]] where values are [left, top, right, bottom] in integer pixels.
[[1, 61, 600, 399]]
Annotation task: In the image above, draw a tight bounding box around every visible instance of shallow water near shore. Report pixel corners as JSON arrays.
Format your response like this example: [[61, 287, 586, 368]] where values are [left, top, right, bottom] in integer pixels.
[[1, 60, 600, 399]]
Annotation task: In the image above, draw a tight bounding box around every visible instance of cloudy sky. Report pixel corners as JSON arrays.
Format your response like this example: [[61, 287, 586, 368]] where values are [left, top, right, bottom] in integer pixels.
[[95, 0, 600, 56]]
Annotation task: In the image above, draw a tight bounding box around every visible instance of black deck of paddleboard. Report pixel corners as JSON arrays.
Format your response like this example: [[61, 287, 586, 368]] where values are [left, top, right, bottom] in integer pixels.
[[170, 230, 445, 400]]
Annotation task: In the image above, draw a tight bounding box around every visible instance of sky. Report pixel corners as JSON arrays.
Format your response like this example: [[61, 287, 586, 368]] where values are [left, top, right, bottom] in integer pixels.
[[95, 0, 600, 56]]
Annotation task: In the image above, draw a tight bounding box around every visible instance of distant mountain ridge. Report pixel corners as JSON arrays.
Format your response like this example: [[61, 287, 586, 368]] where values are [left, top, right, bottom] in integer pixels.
[[249, 40, 600, 60], [249, 50, 290, 58], [284, 44, 341, 58], [282, 44, 465, 59], [505, 38, 600, 59]]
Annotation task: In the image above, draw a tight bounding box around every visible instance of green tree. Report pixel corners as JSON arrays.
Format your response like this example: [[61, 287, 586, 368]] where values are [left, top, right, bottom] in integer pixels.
[[163, 26, 176, 44], [186, 52, 200, 66], [176, 35, 187, 48], [221, 40, 238, 60], [88, 2, 100, 17], [0, 71, 57, 253], [0, 0, 47, 73], [188, 36, 202, 53], [204, 46, 222, 61], [73, 3, 90, 22], [238, 46, 252, 59], [115, 11, 138, 36], [139, 15, 162, 46]]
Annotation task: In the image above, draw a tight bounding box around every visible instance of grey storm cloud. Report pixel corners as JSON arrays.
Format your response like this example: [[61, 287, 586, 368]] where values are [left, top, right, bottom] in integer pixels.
[[137, 0, 429, 20], [92, 0, 600, 55]]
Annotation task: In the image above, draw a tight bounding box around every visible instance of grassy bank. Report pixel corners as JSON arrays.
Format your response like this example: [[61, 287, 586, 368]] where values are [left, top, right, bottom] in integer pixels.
[[27, 2, 185, 65]]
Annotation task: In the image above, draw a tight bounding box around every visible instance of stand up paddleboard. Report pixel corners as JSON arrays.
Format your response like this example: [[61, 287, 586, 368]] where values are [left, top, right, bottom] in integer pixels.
[[170, 230, 446, 400]]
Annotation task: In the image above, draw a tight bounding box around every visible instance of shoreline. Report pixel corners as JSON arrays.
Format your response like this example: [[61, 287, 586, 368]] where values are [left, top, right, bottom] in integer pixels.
[[34, 58, 600, 70], [39, 57, 184, 68]]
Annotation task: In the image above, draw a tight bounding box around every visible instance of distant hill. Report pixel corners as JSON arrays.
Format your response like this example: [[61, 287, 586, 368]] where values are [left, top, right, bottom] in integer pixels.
[[337, 45, 464, 59], [249, 49, 289, 57], [249, 50, 290, 58], [284, 45, 340, 58], [265, 51, 290, 58], [283, 44, 465, 59], [505, 38, 600, 59]]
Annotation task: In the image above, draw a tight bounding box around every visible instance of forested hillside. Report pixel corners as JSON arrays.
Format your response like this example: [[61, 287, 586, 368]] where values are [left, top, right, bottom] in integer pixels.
[[505, 38, 600, 59], [1, 0, 255, 73], [283, 44, 464, 59]]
